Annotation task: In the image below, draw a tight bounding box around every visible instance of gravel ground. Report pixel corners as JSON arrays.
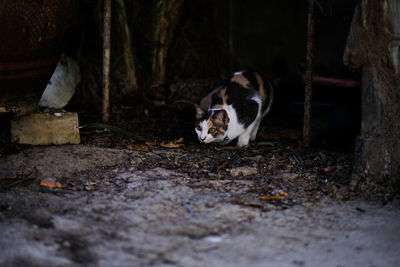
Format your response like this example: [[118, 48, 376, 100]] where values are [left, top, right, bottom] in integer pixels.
[[1, 141, 399, 267]]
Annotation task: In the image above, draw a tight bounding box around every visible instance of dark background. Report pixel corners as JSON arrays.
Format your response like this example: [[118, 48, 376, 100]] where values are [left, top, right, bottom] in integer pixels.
[[63, 0, 362, 147]]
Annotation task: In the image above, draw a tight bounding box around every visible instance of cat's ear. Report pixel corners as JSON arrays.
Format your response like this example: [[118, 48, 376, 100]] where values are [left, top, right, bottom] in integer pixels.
[[214, 109, 229, 126], [194, 104, 205, 119]]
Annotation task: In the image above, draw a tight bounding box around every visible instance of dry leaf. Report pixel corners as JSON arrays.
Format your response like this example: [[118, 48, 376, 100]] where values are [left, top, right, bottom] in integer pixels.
[[260, 195, 280, 201], [260, 192, 288, 200], [145, 141, 157, 146], [216, 161, 229, 171], [40, 178, 62, 188], [160, 141, 184, 148], [133, 145, 149, 152], [127, 144, 149, 152], [173, 137, 184, 144]]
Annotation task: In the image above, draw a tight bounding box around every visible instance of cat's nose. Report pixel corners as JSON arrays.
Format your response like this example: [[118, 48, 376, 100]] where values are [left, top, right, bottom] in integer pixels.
[[201, 136, 206, 141]]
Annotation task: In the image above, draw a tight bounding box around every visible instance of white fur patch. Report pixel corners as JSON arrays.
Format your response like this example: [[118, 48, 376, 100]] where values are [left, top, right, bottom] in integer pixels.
[[195, 120, 216, 144], [251, 95, 262, 112], [223, 105, 245, 142]]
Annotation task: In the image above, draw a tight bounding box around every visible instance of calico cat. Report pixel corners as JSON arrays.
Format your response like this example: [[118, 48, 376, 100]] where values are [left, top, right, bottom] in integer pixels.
[[195, 70, 274, 147]]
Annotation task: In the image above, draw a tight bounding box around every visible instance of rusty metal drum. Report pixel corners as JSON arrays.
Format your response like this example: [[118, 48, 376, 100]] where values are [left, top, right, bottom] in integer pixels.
[[0, 0, 78, 115]]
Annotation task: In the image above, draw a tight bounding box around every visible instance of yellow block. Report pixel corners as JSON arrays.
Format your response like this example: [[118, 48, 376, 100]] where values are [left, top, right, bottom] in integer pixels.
[[11, 112, 80, 145]]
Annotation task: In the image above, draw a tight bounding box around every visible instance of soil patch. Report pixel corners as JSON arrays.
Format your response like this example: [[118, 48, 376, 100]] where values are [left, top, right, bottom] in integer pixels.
[[1, 135, 399, 266]]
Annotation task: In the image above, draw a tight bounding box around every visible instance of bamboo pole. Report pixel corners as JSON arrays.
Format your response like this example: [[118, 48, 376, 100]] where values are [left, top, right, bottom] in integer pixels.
[[303, 0, 315, 147], [102, 0, 111, 122]]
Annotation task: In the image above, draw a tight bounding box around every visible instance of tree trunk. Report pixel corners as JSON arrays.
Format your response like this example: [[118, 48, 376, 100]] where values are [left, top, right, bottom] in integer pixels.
[[151, 0, 185, 85], [114, 0, 138, 96], [344, 0, 400, 194]]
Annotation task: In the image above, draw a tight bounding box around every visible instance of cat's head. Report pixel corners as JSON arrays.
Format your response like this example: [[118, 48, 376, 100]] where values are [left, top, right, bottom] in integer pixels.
[[194, 104, 230, 144]]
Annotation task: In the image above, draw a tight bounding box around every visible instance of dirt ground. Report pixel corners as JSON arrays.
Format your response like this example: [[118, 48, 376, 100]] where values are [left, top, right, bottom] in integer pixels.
[[1, 120, 400, 267]]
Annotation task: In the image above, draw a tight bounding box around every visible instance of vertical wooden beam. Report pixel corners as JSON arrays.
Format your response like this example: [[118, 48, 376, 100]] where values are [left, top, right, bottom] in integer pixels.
[[102, 0, 111, 122], [151, 0, 185, 85], [345, 0, 400, 193], [303, 0, 315, 147], [228, 0, 234, 70], [115, 0, 138, 93]]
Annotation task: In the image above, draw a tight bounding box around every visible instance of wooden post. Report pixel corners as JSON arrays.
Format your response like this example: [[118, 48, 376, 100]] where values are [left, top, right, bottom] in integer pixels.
[[115, 0, 138, 95], [102, 0, 111, 122], [344, 0, 400, 193], [303, 0, 315, 147], [228, 0, 234, 70], [151, 0, 185, 85]]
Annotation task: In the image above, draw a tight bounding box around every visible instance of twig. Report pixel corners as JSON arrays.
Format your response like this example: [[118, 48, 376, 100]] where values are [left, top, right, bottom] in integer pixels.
[[6, 168, 38, 189], [7, 177, 36, 189], [303, 0, 315, 147], [290, 148, 306, 171], [102, 0, 111, 122], [213, 146, 239, 151]]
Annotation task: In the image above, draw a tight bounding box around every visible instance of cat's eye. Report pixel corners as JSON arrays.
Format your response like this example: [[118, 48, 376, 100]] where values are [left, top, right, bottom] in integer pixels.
[[196, 125, 202, 131], [209, 128, 216, 134]]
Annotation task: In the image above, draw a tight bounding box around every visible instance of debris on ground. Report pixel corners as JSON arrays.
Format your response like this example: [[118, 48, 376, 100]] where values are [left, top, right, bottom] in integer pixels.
[[40, 178, 63, 188]]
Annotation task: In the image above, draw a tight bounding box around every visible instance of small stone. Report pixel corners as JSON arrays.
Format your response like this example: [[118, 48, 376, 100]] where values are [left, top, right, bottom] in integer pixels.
[[208, 173, 223, 179], [229, 166, 258, 177], [62, 241, 71, 248]]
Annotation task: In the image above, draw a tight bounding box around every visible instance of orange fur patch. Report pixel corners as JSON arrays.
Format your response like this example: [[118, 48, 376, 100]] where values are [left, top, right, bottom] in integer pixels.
[[255, 73, 266, 102], [220, 88, 228, 104], [212, 104, 225, 110], [200, 87, 219, 111], [231, 74, 250, 88], [264, 79, 274, 114], [207, 120, 213, 129]]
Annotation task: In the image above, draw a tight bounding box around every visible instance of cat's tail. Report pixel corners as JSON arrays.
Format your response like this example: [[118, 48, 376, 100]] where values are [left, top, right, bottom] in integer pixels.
[[262, 80, 274, 117]]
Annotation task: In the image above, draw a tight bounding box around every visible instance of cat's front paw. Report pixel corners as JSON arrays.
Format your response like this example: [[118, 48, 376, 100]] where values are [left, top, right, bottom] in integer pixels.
[[237, 136, 250, 148], [237, 143, 249, 149]]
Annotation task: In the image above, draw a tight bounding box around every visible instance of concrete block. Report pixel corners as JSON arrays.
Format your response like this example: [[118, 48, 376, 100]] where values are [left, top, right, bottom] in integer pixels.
[[11, 112, 80, 145]]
